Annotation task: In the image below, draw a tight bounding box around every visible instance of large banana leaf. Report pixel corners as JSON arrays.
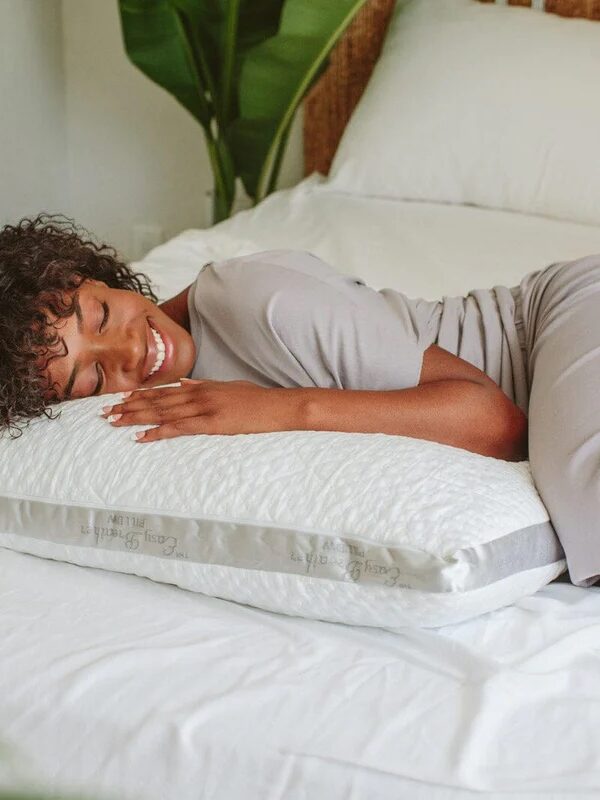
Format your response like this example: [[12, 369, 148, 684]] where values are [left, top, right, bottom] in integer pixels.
[[119, 0, 284, 220], [229, 0, 367, 200], [118, 0, 368, 221]]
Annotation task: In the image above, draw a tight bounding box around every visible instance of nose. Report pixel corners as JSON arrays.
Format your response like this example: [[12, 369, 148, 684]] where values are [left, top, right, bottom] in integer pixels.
[[88, 319, 145, 378]]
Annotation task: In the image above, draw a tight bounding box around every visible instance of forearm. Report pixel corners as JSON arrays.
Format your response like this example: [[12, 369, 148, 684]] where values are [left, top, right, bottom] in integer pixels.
[[289, 381, 528, 462]]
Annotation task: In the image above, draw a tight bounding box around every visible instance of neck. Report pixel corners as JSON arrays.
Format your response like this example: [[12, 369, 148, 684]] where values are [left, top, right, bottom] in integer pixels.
[[157, 283, 193, 332]]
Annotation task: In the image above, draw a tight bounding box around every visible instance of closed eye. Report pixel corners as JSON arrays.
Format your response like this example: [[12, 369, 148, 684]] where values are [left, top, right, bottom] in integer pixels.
[[94, 364, 103, 396], [99, 301, 109, 332], [93, 301, 109, 395]]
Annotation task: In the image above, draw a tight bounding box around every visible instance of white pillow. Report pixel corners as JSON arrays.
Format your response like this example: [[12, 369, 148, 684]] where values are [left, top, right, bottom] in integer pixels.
[[0, 387, 565, 630], [326, 0, 600, 226]]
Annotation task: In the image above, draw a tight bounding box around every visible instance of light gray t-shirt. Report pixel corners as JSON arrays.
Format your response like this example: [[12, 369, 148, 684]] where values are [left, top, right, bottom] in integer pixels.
[[186, 249, 528, 414]]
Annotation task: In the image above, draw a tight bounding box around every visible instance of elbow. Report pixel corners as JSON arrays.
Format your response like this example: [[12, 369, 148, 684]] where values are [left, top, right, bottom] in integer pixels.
[[488, 391, 529, 462]]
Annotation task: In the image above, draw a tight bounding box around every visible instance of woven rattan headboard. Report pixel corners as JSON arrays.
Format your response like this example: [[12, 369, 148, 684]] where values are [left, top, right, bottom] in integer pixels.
[[303, 0, 395, 177], [303, 0, 600, 178]]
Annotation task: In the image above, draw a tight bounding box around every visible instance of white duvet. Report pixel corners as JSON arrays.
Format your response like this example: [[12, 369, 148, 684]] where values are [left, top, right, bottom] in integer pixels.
[[2, 180, 600, 799]]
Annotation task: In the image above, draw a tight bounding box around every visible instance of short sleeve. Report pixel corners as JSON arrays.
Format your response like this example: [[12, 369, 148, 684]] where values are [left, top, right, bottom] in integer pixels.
[[190, 249, 429, 390], [266, 255, 429, 391]]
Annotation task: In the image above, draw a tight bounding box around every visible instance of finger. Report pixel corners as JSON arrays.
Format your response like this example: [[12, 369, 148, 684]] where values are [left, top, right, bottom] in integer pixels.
[[102, 383, 202, 417], [108, 401, 203, 426], [123, 382, 199, 402], [107, 394, 192, 418], [133, 416, 211, 443]]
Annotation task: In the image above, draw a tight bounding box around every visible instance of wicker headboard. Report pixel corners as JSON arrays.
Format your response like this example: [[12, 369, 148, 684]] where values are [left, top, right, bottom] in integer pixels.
[[303, 0, 395, 177], [303, 0, 600, 178]]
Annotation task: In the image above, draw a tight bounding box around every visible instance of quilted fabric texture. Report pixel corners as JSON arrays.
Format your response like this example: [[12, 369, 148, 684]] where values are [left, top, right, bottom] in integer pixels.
[[0, 387, 566, 629]]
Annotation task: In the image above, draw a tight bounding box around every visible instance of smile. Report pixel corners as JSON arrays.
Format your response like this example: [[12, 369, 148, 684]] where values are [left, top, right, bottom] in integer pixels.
[[147, 325, 166, 378]]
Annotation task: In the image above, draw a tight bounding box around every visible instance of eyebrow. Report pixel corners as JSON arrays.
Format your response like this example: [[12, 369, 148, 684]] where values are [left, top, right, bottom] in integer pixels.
[[63, 291, 84, 400]]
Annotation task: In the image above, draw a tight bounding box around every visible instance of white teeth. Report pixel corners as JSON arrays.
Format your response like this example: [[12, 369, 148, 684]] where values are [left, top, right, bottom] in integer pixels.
[[147, 325, 166, 378]]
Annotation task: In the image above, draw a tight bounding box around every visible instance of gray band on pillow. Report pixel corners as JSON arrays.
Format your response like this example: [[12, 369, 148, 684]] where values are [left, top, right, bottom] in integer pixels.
[[0, 497, 565, 593]]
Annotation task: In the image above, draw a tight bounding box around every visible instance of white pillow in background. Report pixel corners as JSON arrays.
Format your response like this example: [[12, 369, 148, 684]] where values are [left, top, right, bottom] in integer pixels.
[[0, 389, 565, 630], [326, 0, 600, 226]]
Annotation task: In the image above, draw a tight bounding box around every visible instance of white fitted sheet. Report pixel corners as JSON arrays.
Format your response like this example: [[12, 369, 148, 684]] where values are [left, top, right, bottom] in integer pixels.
[[3, 179, 600, 799]]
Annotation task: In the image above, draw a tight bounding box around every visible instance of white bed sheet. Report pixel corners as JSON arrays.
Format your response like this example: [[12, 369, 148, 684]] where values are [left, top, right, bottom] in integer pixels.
[[0, 550, 597, 800], [137, 174, 600, 301], [3, 178, 600, 799]]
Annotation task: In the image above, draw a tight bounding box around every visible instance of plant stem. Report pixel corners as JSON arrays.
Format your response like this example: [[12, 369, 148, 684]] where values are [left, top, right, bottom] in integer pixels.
[[221, 0, 241, 124], [205, 136, 233, 223], [264, 117, 294, 198], [174, 7, 235, 223], [254, 0, 368, 202]]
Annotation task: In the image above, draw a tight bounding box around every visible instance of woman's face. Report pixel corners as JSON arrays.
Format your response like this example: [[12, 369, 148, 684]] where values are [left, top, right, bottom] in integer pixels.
[[39, 279, 197, 402]]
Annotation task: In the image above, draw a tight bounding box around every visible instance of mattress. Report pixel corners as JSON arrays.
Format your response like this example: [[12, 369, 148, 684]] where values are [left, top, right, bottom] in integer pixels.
[[2, 179, 600, 800]]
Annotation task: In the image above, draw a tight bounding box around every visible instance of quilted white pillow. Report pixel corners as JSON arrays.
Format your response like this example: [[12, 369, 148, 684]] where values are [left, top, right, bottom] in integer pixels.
[[0, 386, 566, 630], [326, 0, 600, 226]]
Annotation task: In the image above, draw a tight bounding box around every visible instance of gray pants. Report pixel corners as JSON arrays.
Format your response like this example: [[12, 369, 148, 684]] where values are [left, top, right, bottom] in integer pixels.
[[516, 255, 600, 588]]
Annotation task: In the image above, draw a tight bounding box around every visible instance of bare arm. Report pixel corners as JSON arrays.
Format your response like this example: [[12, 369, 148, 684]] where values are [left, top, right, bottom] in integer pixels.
[[107, 344, 528, 459], [297, 344, 529, 461]]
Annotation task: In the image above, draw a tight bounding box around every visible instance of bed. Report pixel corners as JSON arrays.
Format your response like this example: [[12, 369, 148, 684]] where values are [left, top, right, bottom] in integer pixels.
[[3, 1, 600, 798]]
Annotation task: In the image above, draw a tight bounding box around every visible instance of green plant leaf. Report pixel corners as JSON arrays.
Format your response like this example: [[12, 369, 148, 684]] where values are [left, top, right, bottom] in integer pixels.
[[229, 0, 368, 200], [166, 0, 285, 127], [118, 0, 236, 219], [118, 0, 212, 126], [117, 0, 368, 219], [118, 0, 288, 220]]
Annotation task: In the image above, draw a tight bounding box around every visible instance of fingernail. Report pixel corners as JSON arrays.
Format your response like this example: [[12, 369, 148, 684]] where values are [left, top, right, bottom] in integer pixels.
[[101, 405, 112, 415], [108, 414, 122, 423], [133, 431, 144, 441], [121, 391, 132, 399]]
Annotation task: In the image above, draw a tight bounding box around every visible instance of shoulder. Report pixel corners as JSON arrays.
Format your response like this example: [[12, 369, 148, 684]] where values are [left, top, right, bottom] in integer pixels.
[[194, 249, 363, 310], [199, 249, 349, 285], [201, 248, 373, 287]]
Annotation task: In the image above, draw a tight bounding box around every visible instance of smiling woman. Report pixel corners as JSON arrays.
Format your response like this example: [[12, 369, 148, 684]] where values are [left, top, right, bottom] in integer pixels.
[[44, 279, 196, 400], [39, 278, 195, 400], [0, 213, 196, 437]]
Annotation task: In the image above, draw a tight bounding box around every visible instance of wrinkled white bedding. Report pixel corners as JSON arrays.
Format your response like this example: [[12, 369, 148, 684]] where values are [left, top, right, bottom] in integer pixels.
[[2, 179, 600, 799], [0, 549, 597, 800], [138, 174, 600, 301]]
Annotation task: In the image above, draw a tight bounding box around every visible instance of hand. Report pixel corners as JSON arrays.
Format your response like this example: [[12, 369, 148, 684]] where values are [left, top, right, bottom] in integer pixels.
[[100, 378, 305, 443]]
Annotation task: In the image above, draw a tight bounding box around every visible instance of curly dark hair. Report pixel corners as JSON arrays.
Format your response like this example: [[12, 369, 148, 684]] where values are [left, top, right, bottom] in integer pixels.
[[0, 213, 159, 439]]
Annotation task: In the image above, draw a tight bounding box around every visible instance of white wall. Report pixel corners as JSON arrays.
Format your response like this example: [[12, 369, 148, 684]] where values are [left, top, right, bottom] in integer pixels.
[[0, 0, 304, 261], [0, 0, 66, 225], [60, 0, 304, 261]]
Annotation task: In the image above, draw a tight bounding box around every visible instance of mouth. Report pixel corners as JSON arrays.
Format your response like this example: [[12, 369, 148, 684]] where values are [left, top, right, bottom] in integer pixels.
[[142, 318, 173, 383]]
